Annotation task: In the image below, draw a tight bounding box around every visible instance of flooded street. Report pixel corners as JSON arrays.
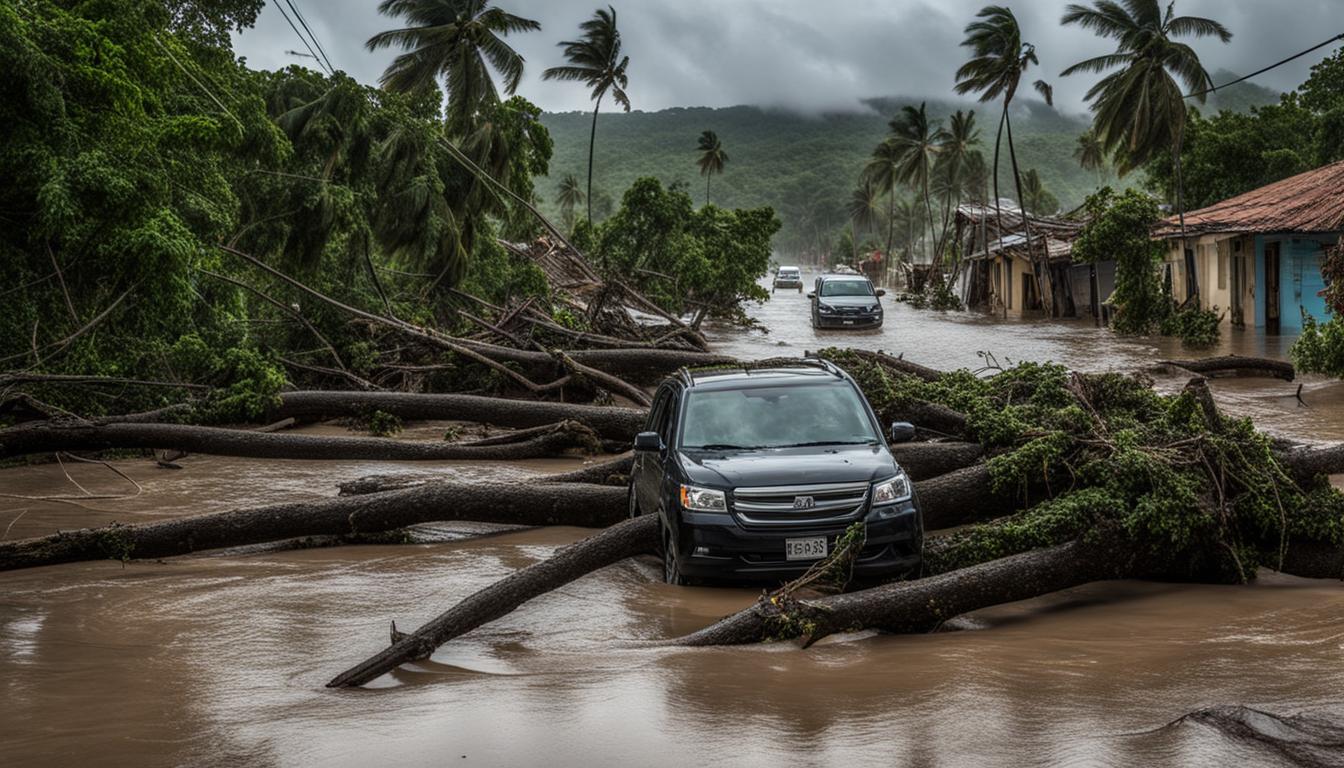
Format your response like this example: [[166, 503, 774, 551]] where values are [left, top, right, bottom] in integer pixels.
[[4, 285, 1344, 766]]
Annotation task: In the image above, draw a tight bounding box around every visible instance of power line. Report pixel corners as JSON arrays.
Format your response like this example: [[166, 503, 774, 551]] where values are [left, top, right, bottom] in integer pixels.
[[1185, 32, 1344, 99], [272, 0, 331, 75], [286, 0, 336, 74]]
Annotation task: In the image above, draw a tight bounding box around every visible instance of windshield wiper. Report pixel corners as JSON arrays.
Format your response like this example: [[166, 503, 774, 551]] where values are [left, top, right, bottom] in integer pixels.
[[775, 440, 875, 448], [691, 443, 759, 451]]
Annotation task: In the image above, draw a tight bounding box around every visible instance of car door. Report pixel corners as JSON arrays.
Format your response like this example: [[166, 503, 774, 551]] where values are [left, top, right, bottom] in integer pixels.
[[635, 386, 673, 514]]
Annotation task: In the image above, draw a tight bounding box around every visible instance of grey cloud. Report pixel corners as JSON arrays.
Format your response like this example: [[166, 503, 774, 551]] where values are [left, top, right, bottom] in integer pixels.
[[233, 0, 1343, 114]]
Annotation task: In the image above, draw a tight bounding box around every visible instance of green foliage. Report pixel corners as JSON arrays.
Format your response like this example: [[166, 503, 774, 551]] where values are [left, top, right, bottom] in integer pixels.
[[1146, 46, 1344, 208], [590, 178, 779, 322], [1290, 315, 1344, 378], [1073, 188, 1167, 334], [1159, 305, 1221, 348], [826, 350, 1343, 583], [167, 334, 286, 422]]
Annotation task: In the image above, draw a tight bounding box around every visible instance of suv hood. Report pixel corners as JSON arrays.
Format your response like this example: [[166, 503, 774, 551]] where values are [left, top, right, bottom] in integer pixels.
[[678, 445, 898, 489], [817, 295, 879, 308]]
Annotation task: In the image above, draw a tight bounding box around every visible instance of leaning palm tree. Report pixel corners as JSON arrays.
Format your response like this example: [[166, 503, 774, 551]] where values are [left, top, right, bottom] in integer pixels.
[[954, 5, 1055, 312], [1074, 127, 1106, 187], [542, 6, 630, 223], [887, 102, 948, 264], [556, 173, 584, 229], [695, 130, 728, 205], [1061, 0, 1231, 294], [367, 0, 541, 137]]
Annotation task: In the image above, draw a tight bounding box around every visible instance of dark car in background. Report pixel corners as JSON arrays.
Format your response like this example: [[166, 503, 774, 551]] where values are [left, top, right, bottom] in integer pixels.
[[809, 275, 885, 329], [627, 359, 923, 584], [773, 266, 803, 292]]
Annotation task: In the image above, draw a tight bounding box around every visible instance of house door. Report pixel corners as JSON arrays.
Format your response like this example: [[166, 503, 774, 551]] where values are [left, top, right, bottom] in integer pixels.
[[1229, 253, 1244, 327], [1265, 242, 1281, 334]]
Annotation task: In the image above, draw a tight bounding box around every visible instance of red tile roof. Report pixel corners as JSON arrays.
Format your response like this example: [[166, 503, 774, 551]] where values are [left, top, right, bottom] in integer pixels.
[[1155, 160, 1344, 237]]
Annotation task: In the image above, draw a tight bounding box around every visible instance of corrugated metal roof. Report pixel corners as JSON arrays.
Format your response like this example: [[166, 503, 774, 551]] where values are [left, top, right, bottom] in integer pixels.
[[1155, 160, 1344, 237]]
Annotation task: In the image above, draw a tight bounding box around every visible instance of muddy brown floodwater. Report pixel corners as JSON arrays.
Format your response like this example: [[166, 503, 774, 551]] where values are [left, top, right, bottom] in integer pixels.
[[4, 278, 1344, 767]]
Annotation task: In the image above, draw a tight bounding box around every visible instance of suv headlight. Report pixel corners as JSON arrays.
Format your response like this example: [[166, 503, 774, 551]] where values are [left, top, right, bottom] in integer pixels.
[[680, 484, 727, 512], [818, 303, 835, 314], [872, 472, 912, 506], [869, 304, 882, 313]]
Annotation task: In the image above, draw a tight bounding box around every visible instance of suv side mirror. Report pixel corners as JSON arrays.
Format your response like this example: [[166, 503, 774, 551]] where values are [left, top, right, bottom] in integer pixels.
[[634, 431, 664, 452], [806, 291, 816, 299], [875, 288, 886, 297], [889, 421, 916, 444]]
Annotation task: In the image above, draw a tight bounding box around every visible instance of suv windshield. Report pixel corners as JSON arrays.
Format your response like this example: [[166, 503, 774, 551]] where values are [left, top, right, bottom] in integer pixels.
[[679, 382, 879, 450], [778, 268, 799, 276], [820, 279, 874, 297]]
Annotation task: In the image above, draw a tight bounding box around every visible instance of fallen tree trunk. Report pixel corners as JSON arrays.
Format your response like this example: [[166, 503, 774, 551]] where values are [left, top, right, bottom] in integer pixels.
[[1154, 355, 1295, 381], [327, 514, 659, 688], [337, 455, 636, 496], [669, 537, 1125, 647], [451, 340, 733, 383], [1277, 443, 1344, 486], [889, 401, 969, 438], [268, 391, 647, 441], [0, 482, 626, 571], [0, 420, 600, 462], [917, 464, 1015, 529], [890, 441, 983, 480]]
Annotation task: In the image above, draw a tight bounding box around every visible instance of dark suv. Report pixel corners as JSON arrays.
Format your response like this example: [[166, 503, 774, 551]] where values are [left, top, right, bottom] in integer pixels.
[[809, 274, 885, 329], [628, 360, 923, 584]]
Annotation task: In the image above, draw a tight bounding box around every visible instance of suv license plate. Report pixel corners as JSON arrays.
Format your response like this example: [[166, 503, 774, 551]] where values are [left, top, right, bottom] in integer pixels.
[[842, 319, 854, 325], [785, 537, 828, 561]]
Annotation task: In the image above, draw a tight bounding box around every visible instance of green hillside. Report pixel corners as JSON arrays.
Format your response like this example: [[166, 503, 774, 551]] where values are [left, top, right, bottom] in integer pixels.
[[537, 98, 1118, 257]]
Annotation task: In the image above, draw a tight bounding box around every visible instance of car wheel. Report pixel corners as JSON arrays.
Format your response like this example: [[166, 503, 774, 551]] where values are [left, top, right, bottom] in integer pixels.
[[661, 520, 687, 586], [797, 286, 802, 293]]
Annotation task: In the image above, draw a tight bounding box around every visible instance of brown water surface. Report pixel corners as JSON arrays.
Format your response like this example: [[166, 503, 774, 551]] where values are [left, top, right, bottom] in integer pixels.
[[4, 283, 1344, 766]]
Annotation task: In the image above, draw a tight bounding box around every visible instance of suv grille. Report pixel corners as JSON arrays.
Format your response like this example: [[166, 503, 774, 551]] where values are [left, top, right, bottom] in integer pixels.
[[731, 481, 869, 528]]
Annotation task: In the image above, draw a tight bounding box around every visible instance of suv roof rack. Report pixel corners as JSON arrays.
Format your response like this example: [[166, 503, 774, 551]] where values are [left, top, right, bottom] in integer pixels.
[[681, 356, 843, 387], [799, 353, 844, 377]]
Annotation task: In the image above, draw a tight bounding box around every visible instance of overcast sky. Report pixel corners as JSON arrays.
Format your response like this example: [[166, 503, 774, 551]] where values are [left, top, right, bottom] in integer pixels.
[[233, 0, 1343, 115]]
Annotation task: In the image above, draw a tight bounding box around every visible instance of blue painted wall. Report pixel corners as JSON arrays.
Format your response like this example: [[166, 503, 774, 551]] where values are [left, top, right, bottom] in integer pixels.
[[1252, 233, 1338, 332]]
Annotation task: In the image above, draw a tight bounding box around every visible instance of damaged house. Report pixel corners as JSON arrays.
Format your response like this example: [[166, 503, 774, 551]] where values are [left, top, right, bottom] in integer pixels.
[[1154, 159, 1344, 333]]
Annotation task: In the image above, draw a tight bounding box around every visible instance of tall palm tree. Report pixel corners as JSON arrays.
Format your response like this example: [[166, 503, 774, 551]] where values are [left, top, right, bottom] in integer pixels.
[[1073, 127, 1106, 187], [367, 0, 541, 137], [695, 130, 728, 205], [863, 140, 904, 261], [954, 5, 1055, 312], [932, 109, 980, 264], [847, 181, 883, 260], [887, 102, 948, 263], [556, 173, 584, 229], [1061, 0, 1231, 298], [542, 6, 630, 223]]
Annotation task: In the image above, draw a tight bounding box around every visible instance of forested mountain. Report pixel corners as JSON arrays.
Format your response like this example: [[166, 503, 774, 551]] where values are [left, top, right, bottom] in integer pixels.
[[538, 76, 1280, 257], [538, 98, 1116, 256]]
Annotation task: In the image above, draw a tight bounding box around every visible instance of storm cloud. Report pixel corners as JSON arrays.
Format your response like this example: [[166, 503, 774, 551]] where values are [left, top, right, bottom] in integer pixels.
[[233, 1, 1343, 115]]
